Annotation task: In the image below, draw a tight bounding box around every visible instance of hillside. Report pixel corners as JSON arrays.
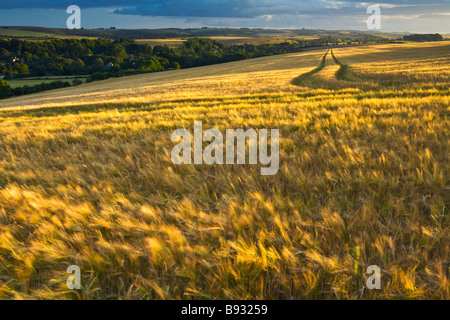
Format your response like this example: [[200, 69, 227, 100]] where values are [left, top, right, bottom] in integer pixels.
[[1, 26, 401, 41], [0, 27, 97, 39], [0, 42, 449, 299]]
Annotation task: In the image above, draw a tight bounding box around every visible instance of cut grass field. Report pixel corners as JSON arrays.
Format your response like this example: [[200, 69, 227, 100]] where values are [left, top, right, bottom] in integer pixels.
[[0, 28, 97, 40], [135, 36, 298, 47], [0, 42, 448, 300], [209, 36, 298, 45], [135, 39, 187, 47], [0, 29, 57, 38]]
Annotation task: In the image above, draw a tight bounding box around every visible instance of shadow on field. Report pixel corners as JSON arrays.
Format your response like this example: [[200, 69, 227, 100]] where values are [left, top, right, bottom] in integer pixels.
[[0, 94, 291, 118]]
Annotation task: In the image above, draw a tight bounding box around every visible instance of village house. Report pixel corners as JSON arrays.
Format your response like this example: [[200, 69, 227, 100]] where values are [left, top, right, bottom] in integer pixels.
[[106, 62, 114, 68], [0, 74, 5, 79]]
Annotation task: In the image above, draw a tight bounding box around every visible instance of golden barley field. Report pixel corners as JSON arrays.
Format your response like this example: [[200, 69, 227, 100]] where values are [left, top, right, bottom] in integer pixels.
[[0, 42, 449, 300]]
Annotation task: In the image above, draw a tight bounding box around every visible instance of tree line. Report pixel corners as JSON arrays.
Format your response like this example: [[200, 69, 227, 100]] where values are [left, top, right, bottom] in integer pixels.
[[0, 35, 393, 99], [403, 34, 443, 42]]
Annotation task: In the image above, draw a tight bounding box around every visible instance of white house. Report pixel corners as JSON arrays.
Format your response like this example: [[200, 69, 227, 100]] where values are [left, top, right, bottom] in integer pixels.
[[0, 74, 5, 79]]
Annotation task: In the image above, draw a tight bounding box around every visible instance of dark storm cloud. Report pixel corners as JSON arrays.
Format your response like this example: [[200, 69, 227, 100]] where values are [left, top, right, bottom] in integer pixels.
[[0, 1, 449, 18], [0, 0, 275, 18], [115, 0, 266, 18]]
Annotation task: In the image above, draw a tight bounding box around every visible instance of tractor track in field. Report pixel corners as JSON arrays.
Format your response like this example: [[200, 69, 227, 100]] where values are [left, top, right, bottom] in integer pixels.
[[330, 49, 352, 81], [292, 49, 357, 88], [292, 50, 329, 85]]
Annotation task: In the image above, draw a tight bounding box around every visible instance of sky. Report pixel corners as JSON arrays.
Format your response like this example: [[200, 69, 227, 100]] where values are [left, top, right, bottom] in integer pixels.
[[0, 1, 449, 33]]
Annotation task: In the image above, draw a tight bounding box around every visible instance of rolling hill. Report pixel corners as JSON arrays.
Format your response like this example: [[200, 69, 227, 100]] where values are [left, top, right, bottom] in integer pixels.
[[1, 26, 401, 41], [0, 42, 448, 299]]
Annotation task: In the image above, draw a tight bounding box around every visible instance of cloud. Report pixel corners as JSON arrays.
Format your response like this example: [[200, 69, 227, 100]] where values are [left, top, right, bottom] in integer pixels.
[[114, 0, 260, 18], [0, 0, 449, 19]]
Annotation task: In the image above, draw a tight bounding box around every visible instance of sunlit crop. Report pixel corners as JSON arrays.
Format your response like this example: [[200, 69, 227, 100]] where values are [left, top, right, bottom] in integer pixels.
[[0, 42, 448, 299]]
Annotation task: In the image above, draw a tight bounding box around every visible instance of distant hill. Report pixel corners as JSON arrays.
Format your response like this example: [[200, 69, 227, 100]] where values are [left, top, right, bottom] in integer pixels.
[[0, 26, 95, 39], [0, 26, 403, 40]]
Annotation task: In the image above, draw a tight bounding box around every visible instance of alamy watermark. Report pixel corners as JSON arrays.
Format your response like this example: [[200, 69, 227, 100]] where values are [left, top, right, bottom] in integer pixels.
[[366, 265, 381, 290], [367, 5, 381, 30], [67, 5, 81, 30], [171, 121, 280, 176], [66, 265, 81, 290]]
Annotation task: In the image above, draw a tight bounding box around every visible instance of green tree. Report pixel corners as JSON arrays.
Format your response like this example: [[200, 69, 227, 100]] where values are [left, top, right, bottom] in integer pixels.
[[0, 79, 12, 99], [71, 58, 86, 71], [13, 63, 29, 74], [0, 48, 9, 60], [93, 57, 104, 68], [171, 61, 181, 70], [111, 44, 127, 63]]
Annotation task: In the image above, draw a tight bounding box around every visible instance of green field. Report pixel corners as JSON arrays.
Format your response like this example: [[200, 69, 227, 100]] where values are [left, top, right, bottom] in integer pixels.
[[6, 76, 89, 88], [0, 29, 54, 38]]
